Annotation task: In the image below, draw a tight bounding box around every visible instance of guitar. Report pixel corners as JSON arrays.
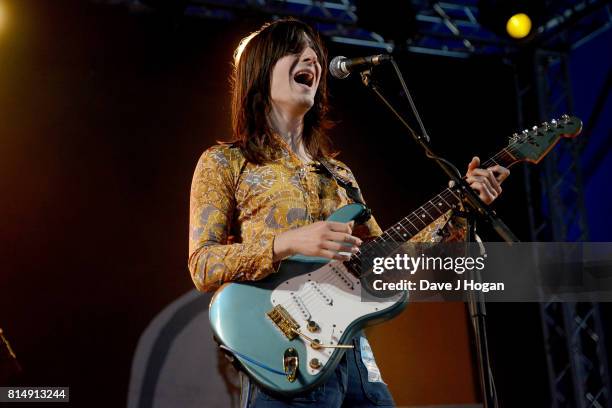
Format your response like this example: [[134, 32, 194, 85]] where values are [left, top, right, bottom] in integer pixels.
[[209, 114, 582, 397]]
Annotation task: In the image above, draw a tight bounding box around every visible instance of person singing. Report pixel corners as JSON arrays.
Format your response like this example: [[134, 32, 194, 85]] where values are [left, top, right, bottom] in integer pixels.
[[188, 18, 509, 407]]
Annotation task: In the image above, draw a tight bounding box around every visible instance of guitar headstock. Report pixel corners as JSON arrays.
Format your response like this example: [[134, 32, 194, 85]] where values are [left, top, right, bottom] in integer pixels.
[[507, 114, 582, 165]]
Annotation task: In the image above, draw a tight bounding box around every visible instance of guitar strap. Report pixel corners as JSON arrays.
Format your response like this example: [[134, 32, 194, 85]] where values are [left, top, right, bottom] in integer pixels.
[[318, 158, 372, 223]]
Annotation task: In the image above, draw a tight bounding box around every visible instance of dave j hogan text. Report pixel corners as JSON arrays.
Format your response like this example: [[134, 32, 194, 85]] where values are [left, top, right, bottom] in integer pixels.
[[372, 279, 505, 293]]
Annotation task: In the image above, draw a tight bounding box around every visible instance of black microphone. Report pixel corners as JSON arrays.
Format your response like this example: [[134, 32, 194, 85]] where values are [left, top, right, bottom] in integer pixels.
[[329, 54, 391, 79]]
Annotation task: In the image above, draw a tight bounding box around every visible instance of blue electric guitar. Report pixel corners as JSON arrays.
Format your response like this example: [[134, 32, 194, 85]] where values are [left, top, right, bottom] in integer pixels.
[[209, 115, 582, 397]]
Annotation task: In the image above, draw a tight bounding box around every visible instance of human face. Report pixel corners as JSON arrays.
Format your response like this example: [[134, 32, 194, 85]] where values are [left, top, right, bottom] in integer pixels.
[[269, 42, 322, 118]]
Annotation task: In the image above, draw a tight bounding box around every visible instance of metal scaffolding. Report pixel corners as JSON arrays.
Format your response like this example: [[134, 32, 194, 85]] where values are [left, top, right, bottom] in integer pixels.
[[111, 0, 612, 58], [516, 48, 611, 408]]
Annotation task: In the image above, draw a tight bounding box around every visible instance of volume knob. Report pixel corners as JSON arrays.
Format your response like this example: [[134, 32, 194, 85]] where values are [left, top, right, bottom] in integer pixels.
[[310, 358, 322, 369], [307, 320, 319, 333]]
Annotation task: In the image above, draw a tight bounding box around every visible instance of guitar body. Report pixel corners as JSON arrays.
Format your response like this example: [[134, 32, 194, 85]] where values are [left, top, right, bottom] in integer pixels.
[[209, 203, 408, 397]]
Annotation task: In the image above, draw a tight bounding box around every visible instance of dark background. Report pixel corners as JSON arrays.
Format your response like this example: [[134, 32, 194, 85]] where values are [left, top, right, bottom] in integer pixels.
[[1, 0, 610, 406]]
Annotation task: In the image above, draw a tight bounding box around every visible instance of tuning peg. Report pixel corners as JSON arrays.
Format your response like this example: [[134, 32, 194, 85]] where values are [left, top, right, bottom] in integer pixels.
[[551, 119, 558, 125], [532, 125, 538, 131], [522, 129, 529, 134], [561, 114, 569, 121]]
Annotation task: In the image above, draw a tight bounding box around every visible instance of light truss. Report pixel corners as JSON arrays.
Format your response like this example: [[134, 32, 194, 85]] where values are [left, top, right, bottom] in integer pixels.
[[516, 49, 612, 408], [108, 0, 612, 58]]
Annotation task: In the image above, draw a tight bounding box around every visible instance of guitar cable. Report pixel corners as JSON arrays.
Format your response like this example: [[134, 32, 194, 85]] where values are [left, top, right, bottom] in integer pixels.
[[219, 344, 287, 376]]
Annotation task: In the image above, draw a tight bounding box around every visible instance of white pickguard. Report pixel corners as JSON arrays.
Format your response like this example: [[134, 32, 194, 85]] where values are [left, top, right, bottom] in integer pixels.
[[269, 261, 404, 375]]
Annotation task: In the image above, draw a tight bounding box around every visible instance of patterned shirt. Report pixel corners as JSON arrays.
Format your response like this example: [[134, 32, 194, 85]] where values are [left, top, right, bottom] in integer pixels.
[[188, 139, 465, 292]]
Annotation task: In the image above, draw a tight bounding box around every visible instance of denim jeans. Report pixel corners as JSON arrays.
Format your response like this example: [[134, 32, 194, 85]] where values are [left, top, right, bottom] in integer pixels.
[[245, 336, 395, 408]]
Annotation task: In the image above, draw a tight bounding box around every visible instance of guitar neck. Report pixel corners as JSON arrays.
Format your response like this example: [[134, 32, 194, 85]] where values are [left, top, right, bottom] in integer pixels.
[[348, 147, 517, 268], [381, 150, 516, 242]]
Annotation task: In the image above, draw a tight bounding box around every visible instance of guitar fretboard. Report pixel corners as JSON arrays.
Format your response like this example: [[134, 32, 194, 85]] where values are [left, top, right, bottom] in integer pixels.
[[345, 148, 517, 275]]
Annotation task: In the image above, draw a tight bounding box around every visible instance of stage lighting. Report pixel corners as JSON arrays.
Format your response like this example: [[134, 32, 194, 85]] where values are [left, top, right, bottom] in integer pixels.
[[478, 0, 544, 41], [506, 13, 532, 39]]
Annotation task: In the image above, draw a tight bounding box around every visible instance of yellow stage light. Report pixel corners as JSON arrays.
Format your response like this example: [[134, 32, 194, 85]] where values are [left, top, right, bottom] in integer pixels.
[[506, 13, 532, 39]]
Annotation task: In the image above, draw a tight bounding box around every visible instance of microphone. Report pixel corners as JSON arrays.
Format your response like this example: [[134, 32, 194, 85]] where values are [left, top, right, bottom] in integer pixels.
[[329, 54, 391, 79]]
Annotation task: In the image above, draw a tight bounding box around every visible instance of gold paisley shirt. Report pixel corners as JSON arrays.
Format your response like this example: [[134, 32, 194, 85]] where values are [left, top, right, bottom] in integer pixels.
[[188, 141, 465, 292]]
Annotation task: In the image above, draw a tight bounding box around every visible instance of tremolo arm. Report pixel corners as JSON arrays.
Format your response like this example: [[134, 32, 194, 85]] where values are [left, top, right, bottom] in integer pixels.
[[291, 328, 354, 350], [267, 305, 354, 350]]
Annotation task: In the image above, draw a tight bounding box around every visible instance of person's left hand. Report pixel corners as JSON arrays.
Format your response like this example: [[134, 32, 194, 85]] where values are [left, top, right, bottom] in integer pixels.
[[465, 156, 510, 204]]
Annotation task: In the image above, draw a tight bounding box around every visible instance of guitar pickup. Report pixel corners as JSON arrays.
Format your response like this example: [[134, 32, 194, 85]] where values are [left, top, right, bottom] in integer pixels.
[[267, 305, 299, 340]]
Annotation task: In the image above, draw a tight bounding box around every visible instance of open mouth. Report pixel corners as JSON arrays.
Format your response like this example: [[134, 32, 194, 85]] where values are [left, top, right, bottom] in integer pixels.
[[293, 70, 315, 88]]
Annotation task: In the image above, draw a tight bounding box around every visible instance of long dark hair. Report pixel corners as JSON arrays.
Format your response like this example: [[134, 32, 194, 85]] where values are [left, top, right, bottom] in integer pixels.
[[230, 18, 334, 164]]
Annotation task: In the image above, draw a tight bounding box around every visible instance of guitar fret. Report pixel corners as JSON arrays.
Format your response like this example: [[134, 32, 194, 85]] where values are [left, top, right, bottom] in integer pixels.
[[344, 131, 554, 279], [403, 217, 421, 234], [433, 195, 449, 213], [411, 213, 428, 227], [445, 188, 462, 207], [379, 233, 397, 252], [383, 229, 393, 243], [499, 148, 516, 166], [397, 222, 413, 240], [426, 200, 443, 216], [401, 217, 421, 237], [447, 188, 462, 204], [388, 225, 405, 242], [383, 226, 406, 247], [426, 201, 438, 215], [438, 191, 454, 209], [418, 206, 436, 224], [347, 188, 459, 277], [370, 236, 390, 257]]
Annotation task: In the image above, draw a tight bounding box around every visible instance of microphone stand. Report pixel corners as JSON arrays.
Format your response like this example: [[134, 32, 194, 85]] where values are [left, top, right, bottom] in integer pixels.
[[359, 65, 519, 408]]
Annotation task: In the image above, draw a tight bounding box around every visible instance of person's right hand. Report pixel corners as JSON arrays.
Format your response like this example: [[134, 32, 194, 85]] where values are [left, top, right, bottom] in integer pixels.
[[273, 221, 362, 262]]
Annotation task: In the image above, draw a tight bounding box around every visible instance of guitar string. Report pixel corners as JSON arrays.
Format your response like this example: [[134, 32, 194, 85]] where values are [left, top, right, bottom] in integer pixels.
[[348, 150, 525, 274], [277, 262, 398, 343], [275, 122, 569, 327], [350, 144, 520, 266], [278, 269, 343, 309], [353, 187, 466, 262], [343, 141, 518, 277], [350, 120, 567, 263], [277, 274, 372, 348], [278, 141, 517, 333], [343, 121, 567, 268], [352, 185, 478, 271], [276, 145, 515, 329], [349, 136, 535, 270]]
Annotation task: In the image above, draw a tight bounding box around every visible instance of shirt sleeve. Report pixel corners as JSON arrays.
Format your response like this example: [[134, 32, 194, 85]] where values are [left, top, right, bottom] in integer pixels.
[[440, 212, 467, 242], [188, 146, 277, 292], [409, 209, 467, 243]]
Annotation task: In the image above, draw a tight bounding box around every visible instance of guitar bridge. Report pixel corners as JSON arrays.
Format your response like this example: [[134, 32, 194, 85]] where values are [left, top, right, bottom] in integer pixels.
[[267, 305, 299, 340]]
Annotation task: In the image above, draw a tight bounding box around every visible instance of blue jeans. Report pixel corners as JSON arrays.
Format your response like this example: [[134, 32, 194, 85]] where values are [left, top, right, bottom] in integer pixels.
[[246, 336, 395, 407]]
